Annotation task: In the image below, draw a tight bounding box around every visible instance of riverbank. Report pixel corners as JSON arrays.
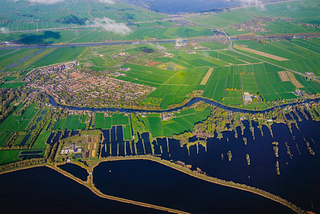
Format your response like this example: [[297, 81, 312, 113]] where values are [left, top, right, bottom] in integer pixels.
[[48, 93, 320, 114]]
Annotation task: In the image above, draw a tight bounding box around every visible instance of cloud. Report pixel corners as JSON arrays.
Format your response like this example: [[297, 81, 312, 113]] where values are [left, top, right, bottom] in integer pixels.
[[9, 0, 64, 4], [9, 0, 116, 4], [99, 0, 115, 4], [239, 0, 265, 10], [86, 17, 131, 35], [0, 27, 9, 34]]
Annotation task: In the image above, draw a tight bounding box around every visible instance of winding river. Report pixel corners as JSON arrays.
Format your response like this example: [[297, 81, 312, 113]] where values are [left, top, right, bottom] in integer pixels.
[[48, 94, 320, 114]]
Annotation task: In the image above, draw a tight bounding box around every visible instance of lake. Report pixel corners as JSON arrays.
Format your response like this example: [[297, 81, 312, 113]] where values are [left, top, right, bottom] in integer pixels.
[[93, 160, 295, 214], [122, 0, 281, 14], [0, 167, 166, 214]]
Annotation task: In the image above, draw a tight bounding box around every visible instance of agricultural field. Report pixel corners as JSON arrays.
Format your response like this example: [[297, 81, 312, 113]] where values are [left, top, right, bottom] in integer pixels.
[[54, 115, 85, 130], [162, 107, 211, 137], [32, 47, 85, 68], [32, 131, 51, 148], [117, 63, 175, 87], [131, 107, 211, 138], [148, 67, 208, 109], [0, 103, 39, 132]]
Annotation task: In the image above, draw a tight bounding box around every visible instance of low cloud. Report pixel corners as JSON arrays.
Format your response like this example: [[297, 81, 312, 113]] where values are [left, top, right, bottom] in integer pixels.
[[9, 0, 115, 4], [9, 0, 64, 4], [0, 27, 9, 34], [99, 0, 115, 4], [239, 0, 265, 10], [86, 17, 131, 35]]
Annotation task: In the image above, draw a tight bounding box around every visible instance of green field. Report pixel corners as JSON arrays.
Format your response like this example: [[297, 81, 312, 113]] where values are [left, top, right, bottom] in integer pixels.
[[148, 114, 162, 138], [32, 131, 51, 148], [95, 113, 105, 129], [32, 47, 85, 68], [0, 132, 12, 147], [112, 114, 129, 126], [0, 150, 20, 165], [162, 107, 211, 137], [0, 82, 27, 89]]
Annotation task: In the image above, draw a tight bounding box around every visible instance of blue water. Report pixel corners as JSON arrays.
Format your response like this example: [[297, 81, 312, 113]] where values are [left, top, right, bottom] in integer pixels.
[[0, 167, 165, 214], [93, 160, 295, 214], [128, 0, 240, 14]]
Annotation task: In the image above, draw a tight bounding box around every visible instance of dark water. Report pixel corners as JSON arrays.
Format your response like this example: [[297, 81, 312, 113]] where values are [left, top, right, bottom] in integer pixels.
[[123, 0, 240, 14], [93, 160, 295, 214], [59, 163, 88, 181], [96, 114, 320, 213], [163, 119, 320, 213], [0, 167, 166, 214]]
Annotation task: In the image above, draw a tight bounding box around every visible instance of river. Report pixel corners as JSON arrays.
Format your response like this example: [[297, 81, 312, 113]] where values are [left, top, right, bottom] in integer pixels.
[[48, 93, 320, 114]]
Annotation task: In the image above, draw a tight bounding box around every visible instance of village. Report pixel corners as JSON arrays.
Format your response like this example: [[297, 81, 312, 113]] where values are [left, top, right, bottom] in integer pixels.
[[25, 62, 156, 108]]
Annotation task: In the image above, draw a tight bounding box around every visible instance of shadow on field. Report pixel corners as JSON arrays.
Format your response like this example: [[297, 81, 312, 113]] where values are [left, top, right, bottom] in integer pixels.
[[17, 31, 61, 45], [58, 15, 88, 26]]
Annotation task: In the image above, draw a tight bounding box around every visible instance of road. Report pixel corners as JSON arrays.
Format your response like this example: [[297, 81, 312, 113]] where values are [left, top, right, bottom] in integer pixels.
[[221, 29, 309, 78]]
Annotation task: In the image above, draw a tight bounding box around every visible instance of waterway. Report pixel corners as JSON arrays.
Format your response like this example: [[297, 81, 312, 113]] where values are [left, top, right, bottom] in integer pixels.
[[48, 94, 320, 114], [93, 160, 295, 214], [0, 167, 166, 214]]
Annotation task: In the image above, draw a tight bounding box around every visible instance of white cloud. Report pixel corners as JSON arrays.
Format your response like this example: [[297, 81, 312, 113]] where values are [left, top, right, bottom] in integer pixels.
[[86, 17, 131, 35], [9, 0, 116, 4], [99, 0, 115, 4], [239, 0, 265, 10], [9, 0, 64, 4], [0, 27, 9, 34]]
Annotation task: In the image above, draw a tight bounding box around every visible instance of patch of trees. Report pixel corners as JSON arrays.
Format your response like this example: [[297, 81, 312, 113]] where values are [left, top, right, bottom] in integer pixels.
[[0, 158, 46, 172], [251, 38, 269, 45], [0, 88, 25, 124]]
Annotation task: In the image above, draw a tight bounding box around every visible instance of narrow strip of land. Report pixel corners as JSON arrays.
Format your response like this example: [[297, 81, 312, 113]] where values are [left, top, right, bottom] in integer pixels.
[[92, 156, 305, 214], [234, 45, 289, 61], [46, 165, 190, 214], [200, 68, 214, 85]]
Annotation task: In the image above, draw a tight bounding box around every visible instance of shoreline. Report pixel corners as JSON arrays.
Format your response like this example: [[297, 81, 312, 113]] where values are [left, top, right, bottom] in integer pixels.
[[0, 156, 306, 214]]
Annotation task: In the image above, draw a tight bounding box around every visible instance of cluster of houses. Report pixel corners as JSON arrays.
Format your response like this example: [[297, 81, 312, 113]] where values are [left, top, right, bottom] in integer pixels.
[[28, 66, 156, 107], [60, 143, 82, 155]]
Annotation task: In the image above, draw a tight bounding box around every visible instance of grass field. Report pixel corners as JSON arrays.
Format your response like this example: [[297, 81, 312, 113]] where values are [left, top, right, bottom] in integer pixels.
[[162, 107, 211, 137], [0, 150, 20, 165], [32, 131, 51, 148], [148, 114, 162, 138], [32, 47, 85, 68], [0, 132, 12, 147], [148, 67, 208, 109], [0, 82, 27, 89], [0, 103, 38, 132], [111, 114, 129, 126], [117, 63, 175, 87]]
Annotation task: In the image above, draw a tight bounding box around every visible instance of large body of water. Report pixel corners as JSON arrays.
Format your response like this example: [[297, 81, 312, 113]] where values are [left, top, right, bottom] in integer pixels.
[[98, 112, 320, 213], [122, 0, 280, 14], [123, 0, 240, 14], [0, 114, 319, 213], [0, 167, 165, 214], [93, 160, 295, 214]]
